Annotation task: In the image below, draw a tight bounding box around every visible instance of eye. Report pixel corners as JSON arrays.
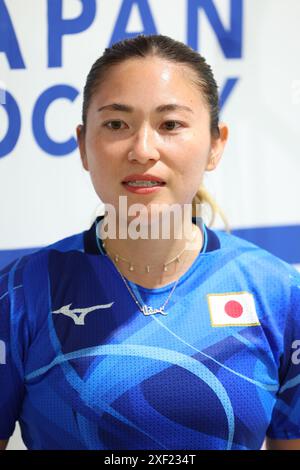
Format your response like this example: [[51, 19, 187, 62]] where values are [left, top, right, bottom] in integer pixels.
[[161, 120, 182, 131], [103, 120, 127, 131]]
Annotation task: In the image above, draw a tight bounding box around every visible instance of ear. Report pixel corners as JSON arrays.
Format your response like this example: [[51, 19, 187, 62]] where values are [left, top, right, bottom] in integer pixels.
[[205, 122, 229, 172], [76, 124, 89, 171]]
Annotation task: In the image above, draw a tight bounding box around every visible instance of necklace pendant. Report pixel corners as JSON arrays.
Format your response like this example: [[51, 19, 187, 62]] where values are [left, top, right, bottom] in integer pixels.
[[142, 305, 167, 316]]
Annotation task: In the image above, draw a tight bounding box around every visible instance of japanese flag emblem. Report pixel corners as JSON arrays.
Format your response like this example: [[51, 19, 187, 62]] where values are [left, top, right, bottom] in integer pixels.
[[207, 292, 260, 327]]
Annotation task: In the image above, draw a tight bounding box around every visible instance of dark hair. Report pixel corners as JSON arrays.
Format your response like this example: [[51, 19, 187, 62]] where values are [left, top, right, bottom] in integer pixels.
[[82, 34, 220, 138]]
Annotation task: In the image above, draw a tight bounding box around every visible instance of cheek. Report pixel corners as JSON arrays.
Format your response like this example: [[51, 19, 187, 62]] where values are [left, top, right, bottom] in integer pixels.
[[86, 131, 126, 165], [174, 129, 211, 158], [174, 138, 210, 191], [174, 139, 210, 175]]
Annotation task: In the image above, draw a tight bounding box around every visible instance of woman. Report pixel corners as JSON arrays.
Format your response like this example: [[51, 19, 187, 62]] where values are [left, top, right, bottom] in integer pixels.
[[0, 34, 299, 450]]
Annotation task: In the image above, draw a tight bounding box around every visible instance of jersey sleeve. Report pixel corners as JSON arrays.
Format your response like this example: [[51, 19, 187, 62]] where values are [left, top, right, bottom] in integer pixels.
[[266, 267, 300, 440], [0, 257, 29, 440]]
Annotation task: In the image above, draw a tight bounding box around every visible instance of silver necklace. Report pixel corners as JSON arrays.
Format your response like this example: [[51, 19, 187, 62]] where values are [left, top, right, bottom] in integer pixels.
[[96, 220, 205, 316], [109, 260, 182, 316]]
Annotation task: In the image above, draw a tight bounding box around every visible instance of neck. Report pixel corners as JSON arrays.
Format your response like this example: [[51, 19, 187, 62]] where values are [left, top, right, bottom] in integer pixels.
[[98, 212, 203, 287]]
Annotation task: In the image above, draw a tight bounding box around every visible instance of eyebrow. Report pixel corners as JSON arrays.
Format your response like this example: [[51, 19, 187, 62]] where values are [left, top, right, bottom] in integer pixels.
[[97, 103, 194, 114]]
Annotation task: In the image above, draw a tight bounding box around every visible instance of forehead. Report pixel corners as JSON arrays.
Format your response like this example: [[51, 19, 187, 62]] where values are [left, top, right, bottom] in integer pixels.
[[90, 57, 206, 109]]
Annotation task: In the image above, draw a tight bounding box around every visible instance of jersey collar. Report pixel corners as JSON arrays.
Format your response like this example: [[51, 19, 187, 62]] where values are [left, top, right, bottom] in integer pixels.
[[83, 214, 220, 255]]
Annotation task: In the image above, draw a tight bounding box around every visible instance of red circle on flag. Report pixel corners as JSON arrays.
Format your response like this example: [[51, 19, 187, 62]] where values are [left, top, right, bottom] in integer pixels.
[[224, 300, 243, 318]]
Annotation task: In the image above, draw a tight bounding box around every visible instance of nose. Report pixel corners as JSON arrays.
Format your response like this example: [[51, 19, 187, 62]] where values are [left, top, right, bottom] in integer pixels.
[[128, 123, 160, 163]]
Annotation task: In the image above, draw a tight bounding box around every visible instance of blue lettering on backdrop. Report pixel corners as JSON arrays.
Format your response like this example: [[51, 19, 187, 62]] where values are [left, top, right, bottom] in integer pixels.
[[32, 85, 78, 156], [219, 78, 239, 109], [187, 0, 243, 58], [187, 0, 243, 114], [0, 90, 21, 158], [0, 0, 243, 156], [0, 0, 25, 68], [48, 0, 96, 68], [109, 0, 157, 46]]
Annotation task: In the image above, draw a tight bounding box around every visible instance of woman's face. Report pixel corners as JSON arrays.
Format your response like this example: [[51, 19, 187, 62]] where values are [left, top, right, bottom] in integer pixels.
[[77, 57, 228, 221]]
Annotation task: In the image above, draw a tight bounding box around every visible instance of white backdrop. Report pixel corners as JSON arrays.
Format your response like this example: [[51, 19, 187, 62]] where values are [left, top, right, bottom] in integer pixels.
[[1, 0, 299, 449]]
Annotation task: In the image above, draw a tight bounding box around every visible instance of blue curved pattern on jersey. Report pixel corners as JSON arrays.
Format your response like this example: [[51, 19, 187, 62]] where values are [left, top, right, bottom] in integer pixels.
[[0, 215, 300, 449], [25, 343, 236, 449]]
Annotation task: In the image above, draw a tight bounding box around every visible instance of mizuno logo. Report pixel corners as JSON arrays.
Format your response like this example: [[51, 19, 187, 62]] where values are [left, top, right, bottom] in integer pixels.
[[52, 302, 114, 325]]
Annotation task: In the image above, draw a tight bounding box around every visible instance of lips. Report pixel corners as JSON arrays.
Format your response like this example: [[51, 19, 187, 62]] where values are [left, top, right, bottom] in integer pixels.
[[123, 181, 165, 187], [122, 173, 166, 184], [122, 183, 164, 194]]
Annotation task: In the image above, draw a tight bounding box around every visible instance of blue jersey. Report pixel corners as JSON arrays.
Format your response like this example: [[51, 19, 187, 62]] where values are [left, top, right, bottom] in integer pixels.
[[1, 215, 300, 450]]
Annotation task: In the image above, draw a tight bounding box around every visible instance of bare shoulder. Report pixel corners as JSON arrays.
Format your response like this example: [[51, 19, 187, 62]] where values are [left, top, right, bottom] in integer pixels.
[[265, 437, 300, 450]]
